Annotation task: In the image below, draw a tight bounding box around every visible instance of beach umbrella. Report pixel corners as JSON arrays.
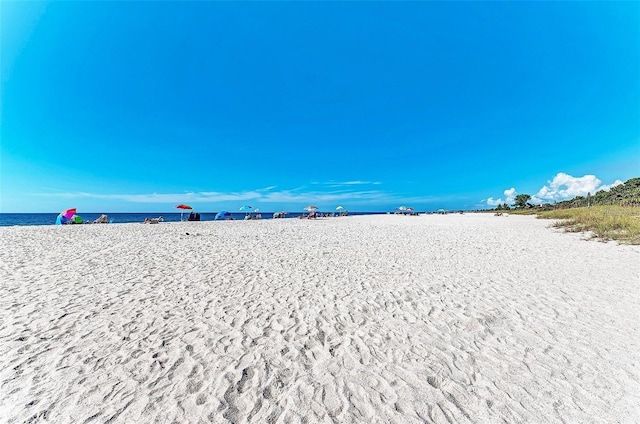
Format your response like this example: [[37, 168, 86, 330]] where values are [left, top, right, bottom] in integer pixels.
[[176, 204, 192, 221], [336, 206, 344, 211], [55, 208, 76, 225], [214, 211, 232, 220], [239, 205, 253, 211], [304, 205, 318, 211]]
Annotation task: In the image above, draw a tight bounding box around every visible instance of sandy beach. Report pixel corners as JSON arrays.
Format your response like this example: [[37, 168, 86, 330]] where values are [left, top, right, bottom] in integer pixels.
[[1, 213, 639, 423]]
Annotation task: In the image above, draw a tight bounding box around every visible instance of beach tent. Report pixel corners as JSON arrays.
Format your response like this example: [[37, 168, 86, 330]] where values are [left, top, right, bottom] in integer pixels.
[[214, 211, 232, 220]]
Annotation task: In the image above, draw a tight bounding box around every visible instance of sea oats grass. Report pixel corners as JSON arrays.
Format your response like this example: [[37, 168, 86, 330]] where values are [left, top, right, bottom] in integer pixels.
[[537, 206, 640, 245]]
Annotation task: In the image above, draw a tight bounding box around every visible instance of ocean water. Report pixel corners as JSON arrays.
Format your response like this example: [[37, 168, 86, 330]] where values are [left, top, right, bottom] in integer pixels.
[[0, 212, 388, 227]]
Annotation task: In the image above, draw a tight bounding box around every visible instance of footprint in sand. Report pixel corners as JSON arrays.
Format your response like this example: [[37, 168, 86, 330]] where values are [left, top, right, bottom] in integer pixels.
[[237, 367, 256, 393]]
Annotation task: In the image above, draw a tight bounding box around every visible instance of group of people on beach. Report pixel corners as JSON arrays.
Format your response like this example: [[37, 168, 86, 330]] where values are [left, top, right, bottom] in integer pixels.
[[140, 210, 346, 223], [187, 211, 201, 221], [143, 216, 163, 224], [299, 211, 347, 219]]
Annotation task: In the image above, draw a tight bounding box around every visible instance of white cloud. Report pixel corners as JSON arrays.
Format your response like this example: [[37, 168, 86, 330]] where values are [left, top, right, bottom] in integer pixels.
[[32, 184, 465, 211], [33, 186, 392, 206], [485, 187, 516, 207], [530, 173, 623, 203], [503, 188, 517, 203], [341, 181, 376, 185], [484, 173, 627, 207], [312, 180, 382, 187], [599, 179, 624, 192]]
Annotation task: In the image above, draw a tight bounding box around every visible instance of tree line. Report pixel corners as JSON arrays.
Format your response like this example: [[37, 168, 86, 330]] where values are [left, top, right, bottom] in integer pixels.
[[494, 177, 640, 210]]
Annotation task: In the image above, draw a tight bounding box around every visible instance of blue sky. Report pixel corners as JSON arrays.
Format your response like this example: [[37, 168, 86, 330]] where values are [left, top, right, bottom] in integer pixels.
[[1, 1, 638, 213]]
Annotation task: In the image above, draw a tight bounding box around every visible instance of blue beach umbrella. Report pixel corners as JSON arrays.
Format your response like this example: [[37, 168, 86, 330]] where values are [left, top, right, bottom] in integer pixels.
[[214, 211, 232, 220]]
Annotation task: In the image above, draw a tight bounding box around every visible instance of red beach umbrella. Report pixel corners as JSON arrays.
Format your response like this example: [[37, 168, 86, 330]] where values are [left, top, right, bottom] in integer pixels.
[[176, 204, 193, 221]]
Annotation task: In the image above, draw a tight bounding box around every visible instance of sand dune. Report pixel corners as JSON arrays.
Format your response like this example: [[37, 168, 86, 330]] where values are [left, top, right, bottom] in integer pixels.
[[1, 214, 639, 423]]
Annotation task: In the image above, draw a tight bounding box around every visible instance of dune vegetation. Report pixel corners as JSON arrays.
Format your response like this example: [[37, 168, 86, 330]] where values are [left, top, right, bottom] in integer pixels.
[[496, 178, 640, 244], [536, 206, 640, 245]]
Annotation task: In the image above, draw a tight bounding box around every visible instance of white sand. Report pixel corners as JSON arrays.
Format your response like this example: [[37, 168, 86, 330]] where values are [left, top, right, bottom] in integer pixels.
[[1, 214, 639, 423]]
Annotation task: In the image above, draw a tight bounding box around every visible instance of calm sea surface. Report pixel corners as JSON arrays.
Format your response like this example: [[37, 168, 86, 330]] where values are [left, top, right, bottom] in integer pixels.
[[0, 212, 389, 227]]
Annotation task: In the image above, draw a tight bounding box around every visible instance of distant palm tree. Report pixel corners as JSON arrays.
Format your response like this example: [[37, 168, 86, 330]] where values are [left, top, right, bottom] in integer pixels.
[[514, 194, 531, 209]]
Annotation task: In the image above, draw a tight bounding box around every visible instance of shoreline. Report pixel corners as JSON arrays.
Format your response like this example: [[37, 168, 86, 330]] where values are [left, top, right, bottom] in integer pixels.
[[0, 211, 392, 227]]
